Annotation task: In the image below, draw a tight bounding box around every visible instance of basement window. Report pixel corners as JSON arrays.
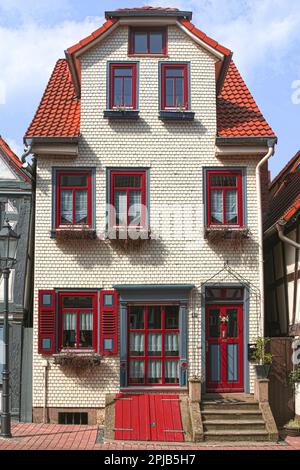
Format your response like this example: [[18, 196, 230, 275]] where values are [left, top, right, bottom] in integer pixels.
[[58, 412, 88, 425]]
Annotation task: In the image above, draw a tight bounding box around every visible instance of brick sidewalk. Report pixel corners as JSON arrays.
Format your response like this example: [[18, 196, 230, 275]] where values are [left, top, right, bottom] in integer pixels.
[[0, 423, 299, 450]]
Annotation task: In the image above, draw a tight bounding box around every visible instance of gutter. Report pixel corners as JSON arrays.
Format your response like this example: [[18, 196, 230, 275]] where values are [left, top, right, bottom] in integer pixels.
[[276, 221, 300, 250], [256, 139, 276, 336]]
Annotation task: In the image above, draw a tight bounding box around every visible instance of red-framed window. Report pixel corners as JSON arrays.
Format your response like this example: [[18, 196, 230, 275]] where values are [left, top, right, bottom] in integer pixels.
[[110, 170, 147, 228], [128, 305, 180, 386], [58, 292, 98, 351], [56, 170, 92, 228], [129, 27, 167, 55], [206, 170, 243, 227], [109, 63, 137, 109], [161, 63, 189, 110]]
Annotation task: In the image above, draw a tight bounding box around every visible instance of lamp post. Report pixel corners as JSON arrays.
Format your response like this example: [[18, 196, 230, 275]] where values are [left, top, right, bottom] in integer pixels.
[[0, 220, 19, 438]]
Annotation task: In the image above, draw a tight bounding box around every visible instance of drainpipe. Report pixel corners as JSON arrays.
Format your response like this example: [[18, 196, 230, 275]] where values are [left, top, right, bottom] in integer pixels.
[[276, 221, 300, 250], [21, 139, 33, 169], [42, 360, 49, 424], [256, 139, 276, 336]]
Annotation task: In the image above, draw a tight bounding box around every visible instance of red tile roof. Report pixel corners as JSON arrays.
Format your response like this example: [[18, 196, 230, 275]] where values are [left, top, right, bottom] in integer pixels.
[[265, 151, 300, 230], [217, 61, 275, 138], [25, 59, 80, 138], [179, 19, 231, 57], [0, 136, 32, 183]]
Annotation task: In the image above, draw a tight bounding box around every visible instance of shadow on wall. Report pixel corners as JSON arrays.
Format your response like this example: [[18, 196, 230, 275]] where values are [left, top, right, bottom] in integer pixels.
[[208, 236, 259, 269]]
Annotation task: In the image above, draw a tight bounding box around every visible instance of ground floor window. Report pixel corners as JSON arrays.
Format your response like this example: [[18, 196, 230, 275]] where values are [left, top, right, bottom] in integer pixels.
[[128, 305, 180, 386]]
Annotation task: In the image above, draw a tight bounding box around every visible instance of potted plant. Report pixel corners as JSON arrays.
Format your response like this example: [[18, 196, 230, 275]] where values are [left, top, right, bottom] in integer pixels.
[[284, 419, 300, 437], [253, 337, 273, 379], [289, 365, 300, 418]]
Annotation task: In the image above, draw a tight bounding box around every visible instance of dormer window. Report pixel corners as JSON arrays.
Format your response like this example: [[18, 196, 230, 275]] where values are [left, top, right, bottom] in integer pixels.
[[129, 27, 167, 55]]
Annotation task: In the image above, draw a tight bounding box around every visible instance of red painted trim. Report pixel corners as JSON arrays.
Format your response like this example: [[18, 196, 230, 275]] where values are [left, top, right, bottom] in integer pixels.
[[128, 306, 180, 387], [128, 27, 167, 56], [55, 169, 92, 229], [100, 290, 118, 355], [161, 63, 189, 110], [110, 170, 147, 229], [206, 304, 244, 392], [109, 63, 137, 110], [206, 169, 243, 227], [38, 290, 56, 355], [58, 291, 98, 351]]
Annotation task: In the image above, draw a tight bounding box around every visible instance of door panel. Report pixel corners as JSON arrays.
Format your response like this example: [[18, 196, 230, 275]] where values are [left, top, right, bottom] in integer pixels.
[[206, 304, 244, 392]]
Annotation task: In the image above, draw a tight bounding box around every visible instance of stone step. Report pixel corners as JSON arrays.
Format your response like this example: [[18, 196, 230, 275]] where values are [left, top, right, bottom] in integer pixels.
[[204, 430, 270, 442], [202, 410, 263, 421], [201, 401, 260, 411], [203, 419, 266, 431]]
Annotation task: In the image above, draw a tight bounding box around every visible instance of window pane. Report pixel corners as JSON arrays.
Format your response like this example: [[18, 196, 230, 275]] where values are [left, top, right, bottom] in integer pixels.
[[165, 78, 174, 107], [210, 190, 223, 224], [113, 77, 122, 106], [148, 333, 162, 356], [63, 312, 76, 347], [166, 67, 184, 77], [129, 191, 142, 225], [123, 77, 133, 106], [165, 360, 179, 384], [205, 288, 222, 300], [114, 191, 127, 225], [225, 288, 243, 300], [60, 190, 73, 224], [227, 309, 238, 338], [129, 306, 144, 329], [148, 359, 162, 384], [75, 190, 88, 224], [114, 68, 133, 77], [79, 312, 93, 348], [175, 78, 184, 107], [130, 332, 144, 356], [60, 175, 87, 187], [148, 306, 162, 329], [209, 310, 220, 338], [165, 306, 179, 329], [210, 175, 237, 187], [63, 296, 93, 309], [134, 32, 147, 53], [114, 175, 141, 188], [129, 360, 144, 384], [226, 190, 238, 224], [165, 333, 179, 356], [150, 32, 163, 53]]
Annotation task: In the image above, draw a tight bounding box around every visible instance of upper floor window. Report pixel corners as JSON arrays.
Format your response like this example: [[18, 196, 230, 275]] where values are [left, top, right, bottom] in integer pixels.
[[129, 27, 167, 55], [56, 170, 92, 229], [206, 170, 243, 227], [161, 63, 189, 110], [110, 170, 146, 228], [109, 63, 137, 110]]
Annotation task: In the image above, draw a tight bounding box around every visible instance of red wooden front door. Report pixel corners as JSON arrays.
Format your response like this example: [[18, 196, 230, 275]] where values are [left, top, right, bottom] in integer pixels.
[[114, 394, 184, 441], [206, 304, 244, 392]]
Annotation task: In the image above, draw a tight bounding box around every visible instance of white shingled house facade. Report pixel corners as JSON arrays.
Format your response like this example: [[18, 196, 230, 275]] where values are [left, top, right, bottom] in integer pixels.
[[25, 7, 277, 431]]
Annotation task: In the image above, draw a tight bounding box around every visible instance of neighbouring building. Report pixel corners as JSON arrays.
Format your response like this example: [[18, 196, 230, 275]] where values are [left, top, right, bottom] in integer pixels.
[[0, 136, 34, 422], [25, 7, 278, 440]]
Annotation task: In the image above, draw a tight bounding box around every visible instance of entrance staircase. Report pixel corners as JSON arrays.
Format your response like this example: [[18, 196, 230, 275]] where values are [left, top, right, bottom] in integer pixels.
[[201, 394, 274, 442]]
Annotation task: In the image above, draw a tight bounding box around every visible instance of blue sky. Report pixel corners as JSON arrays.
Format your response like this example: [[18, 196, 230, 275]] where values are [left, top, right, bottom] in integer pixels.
[[0, 0, 299, 177]]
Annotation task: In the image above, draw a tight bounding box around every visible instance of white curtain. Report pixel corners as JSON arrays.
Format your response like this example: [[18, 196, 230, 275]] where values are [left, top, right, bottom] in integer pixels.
[[80, 312, 93, 331], [61, 190, 73, 223], [130, 333, 144, 353], [63, 312, 76, 330], [75, 190, 88, 224], [129, 191, 142, 225], [165, 333, 179, 354], [148, 360, 162, 379], [165, 360, 179, 379], [148, 333, 162, 354], [130, 360, 144, 378], [211, 190, 223, 223], [114, 191, 127, 225], [226, 190, 238, 223]]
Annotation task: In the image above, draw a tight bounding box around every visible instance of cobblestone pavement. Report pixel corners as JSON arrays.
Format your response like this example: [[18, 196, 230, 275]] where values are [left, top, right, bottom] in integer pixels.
[[0, 423, 299, 450]]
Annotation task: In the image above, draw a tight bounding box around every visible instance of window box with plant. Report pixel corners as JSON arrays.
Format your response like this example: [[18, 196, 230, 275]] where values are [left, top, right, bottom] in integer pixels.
[[252, 337, 273, 379], [283, 418, 300, 437]]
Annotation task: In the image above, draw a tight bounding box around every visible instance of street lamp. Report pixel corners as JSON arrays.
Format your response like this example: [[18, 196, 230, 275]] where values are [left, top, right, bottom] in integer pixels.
[[0, 219, 19, 438]]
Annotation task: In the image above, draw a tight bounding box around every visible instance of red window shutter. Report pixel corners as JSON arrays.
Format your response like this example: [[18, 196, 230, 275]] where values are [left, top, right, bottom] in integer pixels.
[[100, 290, 118, 355], [38, 290, 56, 355]]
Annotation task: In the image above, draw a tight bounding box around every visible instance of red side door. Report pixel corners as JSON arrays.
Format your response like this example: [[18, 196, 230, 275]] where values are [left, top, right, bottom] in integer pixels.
[[206, 304, 244, 393]]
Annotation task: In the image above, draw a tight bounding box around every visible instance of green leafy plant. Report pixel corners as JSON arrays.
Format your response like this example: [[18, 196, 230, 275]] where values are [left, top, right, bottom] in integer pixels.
[[289, 366, 300, 384], [253, 337, 273, 365], [285, 419, 300, 429]]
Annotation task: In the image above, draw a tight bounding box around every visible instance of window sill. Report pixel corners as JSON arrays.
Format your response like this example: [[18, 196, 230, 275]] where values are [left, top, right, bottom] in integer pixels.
[[103, 110, 139, 120], [205, 226, 250, 240], [159, 110, 195, 121], [52, 227, 96, 240]]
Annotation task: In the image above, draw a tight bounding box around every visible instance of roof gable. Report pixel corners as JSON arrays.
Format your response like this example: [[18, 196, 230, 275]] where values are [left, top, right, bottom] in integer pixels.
[[0, 136, 31, 184]]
